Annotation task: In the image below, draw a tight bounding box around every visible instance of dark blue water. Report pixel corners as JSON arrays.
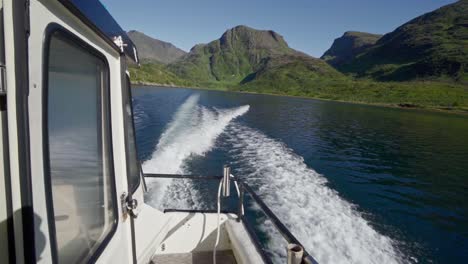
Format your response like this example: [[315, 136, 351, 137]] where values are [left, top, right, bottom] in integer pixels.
[[133, 86, 468, 264]]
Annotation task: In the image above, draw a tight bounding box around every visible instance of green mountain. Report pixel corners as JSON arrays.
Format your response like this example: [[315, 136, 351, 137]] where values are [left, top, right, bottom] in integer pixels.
[[130, 10, 468, 112], [167, 25, 339, 87], [321, 31, 382, 67], [339, 0, 468, 82], [127, 30, 186, 64]]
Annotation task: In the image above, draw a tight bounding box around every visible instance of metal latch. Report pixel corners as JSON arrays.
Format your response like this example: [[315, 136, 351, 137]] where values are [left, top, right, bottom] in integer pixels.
[[120, 192, 139, 220], [0, 64, 6, 95]]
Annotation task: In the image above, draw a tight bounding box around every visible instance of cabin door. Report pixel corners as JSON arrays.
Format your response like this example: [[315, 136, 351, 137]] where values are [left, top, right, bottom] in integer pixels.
[[27, 0, 134, 263]]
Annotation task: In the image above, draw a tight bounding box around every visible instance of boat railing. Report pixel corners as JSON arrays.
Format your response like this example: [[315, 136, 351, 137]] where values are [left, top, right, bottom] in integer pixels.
[[144, 172, 319, 264]]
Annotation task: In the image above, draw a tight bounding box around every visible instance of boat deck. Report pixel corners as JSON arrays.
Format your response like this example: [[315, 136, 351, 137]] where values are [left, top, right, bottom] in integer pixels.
[[151, 250, 237, 264]]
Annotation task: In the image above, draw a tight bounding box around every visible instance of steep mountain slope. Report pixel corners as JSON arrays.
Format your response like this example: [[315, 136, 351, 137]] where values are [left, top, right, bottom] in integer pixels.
[[167, 25, 339, 86], [321, 31, 382, 67], [129, 62, 191, 87], [239, 54, 347, 94], [128, 30, 186, 64], [340, 0, 468, 81]]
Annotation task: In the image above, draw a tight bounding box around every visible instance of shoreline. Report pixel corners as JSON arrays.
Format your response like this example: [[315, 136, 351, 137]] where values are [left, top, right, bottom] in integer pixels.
[[131, 81, 468, 116]]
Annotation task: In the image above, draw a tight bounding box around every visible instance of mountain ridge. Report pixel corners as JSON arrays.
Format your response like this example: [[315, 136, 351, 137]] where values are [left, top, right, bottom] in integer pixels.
[[166, 25, 340, 87], [338, 0, 468, 82], [321, 31, 382, 67], [127, 30, 186, 64]]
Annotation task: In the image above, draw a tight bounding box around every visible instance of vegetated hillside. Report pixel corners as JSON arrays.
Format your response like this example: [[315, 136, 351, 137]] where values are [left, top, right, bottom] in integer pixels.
[[339, 0, 468, 82], [321, 31, 382, 67], [241, 72, 468, 110], [167, 25, 337, 87], [129, 62, 191, 87], [240, 54, 345, 91], [240, 55, 468, 109], [128, 30, 186, 64]]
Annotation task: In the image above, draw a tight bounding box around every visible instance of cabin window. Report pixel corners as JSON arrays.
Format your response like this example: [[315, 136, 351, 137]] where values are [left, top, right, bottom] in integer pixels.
[[45, 31, 116, 263], [123, 75, 141, 193]]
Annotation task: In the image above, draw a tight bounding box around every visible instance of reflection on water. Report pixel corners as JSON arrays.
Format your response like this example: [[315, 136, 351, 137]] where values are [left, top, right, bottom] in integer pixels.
[[133, 86, 468, 263]]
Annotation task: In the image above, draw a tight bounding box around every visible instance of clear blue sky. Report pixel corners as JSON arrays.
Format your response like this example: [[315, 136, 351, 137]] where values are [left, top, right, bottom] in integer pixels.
[[100, 0, 456, 57]]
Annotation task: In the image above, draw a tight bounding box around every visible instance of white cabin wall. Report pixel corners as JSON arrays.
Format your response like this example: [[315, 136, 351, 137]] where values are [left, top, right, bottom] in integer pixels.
[[0, 148, 9, 262], [0, 1, 11, 262], [28, 0, 134, 263], [3, 0, 25, 262], [0, 106, 10, 264]]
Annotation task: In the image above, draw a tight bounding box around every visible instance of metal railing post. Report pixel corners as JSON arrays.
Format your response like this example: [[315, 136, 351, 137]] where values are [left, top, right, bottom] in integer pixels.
[[222, 166, 231, 197], [237, 183, 244, 222], [287, 244, 304, 264]]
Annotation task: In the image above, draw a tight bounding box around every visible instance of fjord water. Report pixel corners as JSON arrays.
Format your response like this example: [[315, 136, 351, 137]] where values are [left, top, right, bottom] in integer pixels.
[[133, 86, 468, 264]]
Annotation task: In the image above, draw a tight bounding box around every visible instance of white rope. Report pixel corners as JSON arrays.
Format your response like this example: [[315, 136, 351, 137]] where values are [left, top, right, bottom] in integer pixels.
[[213, 179, 223, 264]]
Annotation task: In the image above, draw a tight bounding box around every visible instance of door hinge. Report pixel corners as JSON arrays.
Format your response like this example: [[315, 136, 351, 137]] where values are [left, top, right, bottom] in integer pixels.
[[0, 65, 6, 95], [121, 192, 139, 220]]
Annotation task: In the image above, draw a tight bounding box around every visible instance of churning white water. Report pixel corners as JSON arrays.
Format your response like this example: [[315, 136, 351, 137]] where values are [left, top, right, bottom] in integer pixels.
[[142, 94, 249, 209], [225, 123, 402, 264], [141, 93, 402, 264]]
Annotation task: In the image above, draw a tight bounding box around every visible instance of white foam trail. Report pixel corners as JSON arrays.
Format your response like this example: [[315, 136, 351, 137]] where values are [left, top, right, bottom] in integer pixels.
[[226, 124, 402, 264], [142, 94, 249, 208]]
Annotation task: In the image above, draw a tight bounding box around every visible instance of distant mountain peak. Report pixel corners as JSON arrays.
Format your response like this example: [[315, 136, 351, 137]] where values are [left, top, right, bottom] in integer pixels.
[[169, 25, 331, 84], [217, 25, 290, 52], [127, 30, 186, 64], [185, 25, 295, 56], [342, 31, 381, 37], [321, 31, 382, 67], [231, 25, 252, 30]]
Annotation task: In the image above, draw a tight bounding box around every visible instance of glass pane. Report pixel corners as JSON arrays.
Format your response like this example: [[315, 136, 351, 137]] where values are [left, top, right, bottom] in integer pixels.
[[47, 33, 115, 264], [123, 77, 140, 193]]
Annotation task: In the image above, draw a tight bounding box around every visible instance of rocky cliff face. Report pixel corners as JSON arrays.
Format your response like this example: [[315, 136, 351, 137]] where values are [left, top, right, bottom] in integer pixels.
[[321, 31, 382, 67]]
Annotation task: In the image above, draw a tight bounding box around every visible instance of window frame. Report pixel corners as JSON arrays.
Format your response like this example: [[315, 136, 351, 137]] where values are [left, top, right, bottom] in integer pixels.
[[121, 70, 142, 194], [42, 23, 118, 264]]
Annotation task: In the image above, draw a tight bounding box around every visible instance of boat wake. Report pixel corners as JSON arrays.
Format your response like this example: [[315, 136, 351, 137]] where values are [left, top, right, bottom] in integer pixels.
[[142, 94, 249, 209], [224, 123, 402, 264], [141, 93, 402, 264]]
